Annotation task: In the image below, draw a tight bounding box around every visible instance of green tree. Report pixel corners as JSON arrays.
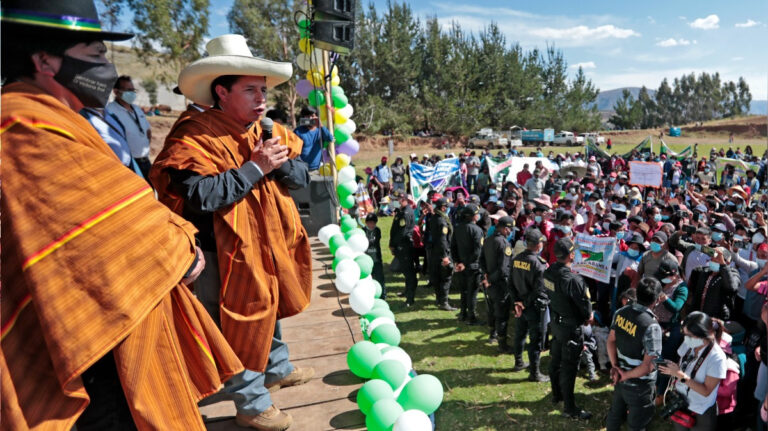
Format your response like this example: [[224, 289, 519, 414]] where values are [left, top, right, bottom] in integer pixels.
[[562, 67, 601, 132], [228, 0, 303, 128], [127, 0, 210, 86], [610, 89, 641, 129], [141, 78, 158, 105]]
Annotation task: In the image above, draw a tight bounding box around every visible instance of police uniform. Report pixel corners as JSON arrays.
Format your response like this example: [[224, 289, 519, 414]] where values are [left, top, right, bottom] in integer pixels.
[[544, 238, 593, 419], [480, 216, 515, 348], [510, 229, 550, 381], [430, 199, 456, 310], [389, 196, 418, 305], [451, 204, 485, 324], [606, 302, 662, 431]]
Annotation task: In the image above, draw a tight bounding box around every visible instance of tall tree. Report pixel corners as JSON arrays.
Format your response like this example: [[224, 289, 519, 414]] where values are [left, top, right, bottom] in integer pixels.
[[609, 89, 641, 130], [128, 0, 210, 86], [228, 0, 303, 128]]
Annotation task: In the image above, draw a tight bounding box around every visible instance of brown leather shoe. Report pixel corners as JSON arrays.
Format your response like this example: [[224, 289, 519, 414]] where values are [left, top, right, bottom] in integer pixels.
[[235, 405, 293, 430], [265, 366, 315, 392]]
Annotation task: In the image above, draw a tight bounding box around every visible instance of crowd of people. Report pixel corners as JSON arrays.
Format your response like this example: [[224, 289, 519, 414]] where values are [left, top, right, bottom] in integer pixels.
[[359, 142, 768, 429]]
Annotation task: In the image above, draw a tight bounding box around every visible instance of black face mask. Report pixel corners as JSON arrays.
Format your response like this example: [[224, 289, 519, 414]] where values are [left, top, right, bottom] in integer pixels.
[[54, 56, 118, 108]]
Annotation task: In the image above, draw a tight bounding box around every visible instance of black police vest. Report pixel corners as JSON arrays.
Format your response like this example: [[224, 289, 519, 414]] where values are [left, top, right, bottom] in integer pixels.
[[614, 305, 655, 367], [544, 264, 581, 326]]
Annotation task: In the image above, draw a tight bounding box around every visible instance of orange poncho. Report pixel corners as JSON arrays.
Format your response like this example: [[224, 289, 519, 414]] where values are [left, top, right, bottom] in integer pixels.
[[151, 109, 312, 372], [0, 82, 243, 430]]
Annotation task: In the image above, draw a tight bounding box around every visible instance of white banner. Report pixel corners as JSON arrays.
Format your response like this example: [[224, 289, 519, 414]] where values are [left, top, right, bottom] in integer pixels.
[[629, 161, 663, 188], [573, 233, 618, 284]]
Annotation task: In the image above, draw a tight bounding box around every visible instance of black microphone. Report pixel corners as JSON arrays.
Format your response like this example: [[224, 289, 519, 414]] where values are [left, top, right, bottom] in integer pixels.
[[260, 117, 273, 141]]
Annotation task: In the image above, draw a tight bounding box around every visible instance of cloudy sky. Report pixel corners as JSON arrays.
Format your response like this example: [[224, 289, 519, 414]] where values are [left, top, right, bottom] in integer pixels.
[[122, 0, 768, 100]]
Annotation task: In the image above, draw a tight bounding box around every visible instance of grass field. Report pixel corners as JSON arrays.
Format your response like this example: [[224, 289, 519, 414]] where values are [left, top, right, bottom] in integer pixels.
[[373, 216, 676, 431]]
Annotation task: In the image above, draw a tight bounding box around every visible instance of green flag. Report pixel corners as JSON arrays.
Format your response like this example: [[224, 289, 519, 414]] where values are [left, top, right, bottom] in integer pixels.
[[622, 136, 653, 159]]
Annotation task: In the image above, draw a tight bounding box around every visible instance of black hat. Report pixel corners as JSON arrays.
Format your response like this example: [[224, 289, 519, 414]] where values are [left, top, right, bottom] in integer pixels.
[[469, 194, 481, 204], [1, 0, 133, 41], [554, 237, 576, 259], [629, 215, 643, 224], [609, 221, 624, 231], [627, 232, 646, 249], [497, 216, 515, 229], [556, 211, 574, 222], [435, 197, 448, 208], [463, 203, 480, 216], [300, 106, 319, 117], [651, 231, 668, 244], [525, 228, 546, 245], [365, 213, 378, 223], [654, 259, 679, 280], [696, 226, 711, 235]]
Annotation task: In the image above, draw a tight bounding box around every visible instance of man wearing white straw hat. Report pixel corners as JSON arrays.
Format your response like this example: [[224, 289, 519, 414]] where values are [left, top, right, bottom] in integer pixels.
[[151, 34, 314, 431]]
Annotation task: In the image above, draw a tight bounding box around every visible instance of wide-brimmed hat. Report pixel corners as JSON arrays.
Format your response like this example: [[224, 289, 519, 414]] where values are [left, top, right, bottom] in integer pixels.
[[1, 0, 133, 41], [178, 34, 292, 106]]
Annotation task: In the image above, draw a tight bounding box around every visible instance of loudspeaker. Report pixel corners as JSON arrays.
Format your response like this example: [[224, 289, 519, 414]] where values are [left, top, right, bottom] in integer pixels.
[[290, 175, 338, 237], [311, 0, 355, 53]]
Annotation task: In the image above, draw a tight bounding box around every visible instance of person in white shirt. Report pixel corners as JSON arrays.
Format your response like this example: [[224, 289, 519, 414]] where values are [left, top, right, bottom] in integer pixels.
[[659, 312, 727, 430], [106, 75, 152, 177]]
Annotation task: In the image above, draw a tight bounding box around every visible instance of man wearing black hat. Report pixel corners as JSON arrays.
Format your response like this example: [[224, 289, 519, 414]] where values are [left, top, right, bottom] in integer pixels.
[[470, 194, 492, 233], [480, 216, 516, 348], [294, 105, 333, 172], [545, 237, 593, 420], [0, 0, 242, 429], [451, 204, 486, 324], [390, 193, 418, 306], [430, 198, 457, 311], [510, 228, 551, 382], [606, 278, 662, 431]]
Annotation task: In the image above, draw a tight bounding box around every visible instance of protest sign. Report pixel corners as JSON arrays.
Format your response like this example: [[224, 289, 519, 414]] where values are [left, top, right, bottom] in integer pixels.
[[409, 158, 461, 201], [629, 161, 663, 187], [485, 157, 559, 184], [573, 233, 617, 283]]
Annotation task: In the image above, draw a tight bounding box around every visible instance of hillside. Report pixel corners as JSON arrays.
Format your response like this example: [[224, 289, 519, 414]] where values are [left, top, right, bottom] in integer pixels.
[[596, 87, 655, 111]]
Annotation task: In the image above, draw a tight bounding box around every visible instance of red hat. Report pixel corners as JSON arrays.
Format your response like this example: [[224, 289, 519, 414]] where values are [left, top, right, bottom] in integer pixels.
[[430, 193, 443, 202], [609, 172, 617, 178], [758, 243, 768, 253], [675, 161, 682, 167], [586, 183, 595, 191], [589, 155, 596, 162], [744, 186, 751, 195], [381, 156, 388, 163]]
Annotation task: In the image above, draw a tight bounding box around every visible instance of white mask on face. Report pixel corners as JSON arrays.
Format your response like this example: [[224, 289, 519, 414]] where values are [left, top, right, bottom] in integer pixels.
[[684, 335, 705, 350], [754, 233, 766, 245]]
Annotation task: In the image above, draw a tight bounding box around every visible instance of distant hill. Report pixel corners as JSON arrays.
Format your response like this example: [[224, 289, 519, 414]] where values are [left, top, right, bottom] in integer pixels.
[[595, 87, 655, 111]]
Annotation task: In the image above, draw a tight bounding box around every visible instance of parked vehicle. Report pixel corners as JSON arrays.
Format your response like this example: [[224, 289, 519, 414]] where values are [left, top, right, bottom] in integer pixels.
[[468, 128, 509, 149], [553, 131, 577, 146], [579, 132, 605, 145], [508, 126, 554, 145]]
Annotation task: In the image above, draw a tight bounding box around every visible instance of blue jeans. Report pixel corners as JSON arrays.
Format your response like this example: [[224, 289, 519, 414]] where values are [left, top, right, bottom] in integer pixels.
[[197, 252, 294, 414]]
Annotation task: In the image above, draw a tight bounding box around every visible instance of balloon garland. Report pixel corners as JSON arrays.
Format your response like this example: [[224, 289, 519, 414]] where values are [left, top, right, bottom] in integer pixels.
[[299, 15, 442, 430]]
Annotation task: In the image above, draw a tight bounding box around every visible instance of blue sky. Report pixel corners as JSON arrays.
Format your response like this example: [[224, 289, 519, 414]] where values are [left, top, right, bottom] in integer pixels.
[[117, 0, 768, 101]]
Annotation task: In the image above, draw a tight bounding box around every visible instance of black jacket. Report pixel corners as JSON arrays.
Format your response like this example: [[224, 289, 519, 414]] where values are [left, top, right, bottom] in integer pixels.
[[686, 265, 740, 320], [451, 221, 484, 269], [545, 262, 592, 327], [430, 210, 452, 260], [390, 205, 416, 249], [510, 249, 549, 308], [480, 231, 512, 286]]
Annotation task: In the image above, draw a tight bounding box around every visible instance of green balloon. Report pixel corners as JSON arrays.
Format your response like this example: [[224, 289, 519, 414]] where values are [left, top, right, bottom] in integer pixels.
[[364, 307, 395, 322], [344, 227, 364, 239], [371, 359, 406, 390], [371, 323, 401, 346], [355, 254, 374, 278], [372, 298, 390, 311], [396, 374, 444, 415], [340, 218, 358, 234], [331, 85, 345, 97], [299, 27, 310, 38], [341, 214, 352, 222], [356, 379, 394, 416], [298, 19, 311, 30], [373, 280, 382, 299], [346, 340, 382, 379], [366, 399, 404, 431], [334, 127, 351, 143], [340, 193, 355, 209], [308, 89, 325, 107], [337, 181, 356, 198], [328, 234, 346, 254], [332, 91, 348, 109]]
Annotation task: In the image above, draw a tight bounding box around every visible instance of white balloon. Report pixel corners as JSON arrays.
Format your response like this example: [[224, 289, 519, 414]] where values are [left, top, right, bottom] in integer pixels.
[[334, 246, 356, 261], [338, 119, 357, 135], [338, 103, 354, 119], [393, 375, 412, 399], [393, 409, 432, 431], [337, 166, 356, 184], [347, 232, 369, 254], [335, 271, 358, 294], [376, 343, 391, 351], [296, 49, 323, 71], [367, 317, 396, 337], [336, 259, 361, 279], [382, 346, 413, 372], [318, 224, 341, 245], [354, 278, 376, 296], [349, 285, 375, 314]]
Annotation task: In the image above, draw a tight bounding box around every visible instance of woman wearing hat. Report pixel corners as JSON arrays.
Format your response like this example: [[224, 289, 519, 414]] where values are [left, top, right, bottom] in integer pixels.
[[1, 1, 243, 429]]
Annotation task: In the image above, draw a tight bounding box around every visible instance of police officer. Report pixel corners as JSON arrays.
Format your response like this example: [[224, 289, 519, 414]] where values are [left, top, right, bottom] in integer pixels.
[[451, 204, 485, 325], [430, 197, 457, 311], [510, 228, 551, 382], [389, 192, 418, 306], [470, 194, 492, 233], [480, 216, 515, 349], [606, 277, 662, 431], [545, 237, 592, 420]]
